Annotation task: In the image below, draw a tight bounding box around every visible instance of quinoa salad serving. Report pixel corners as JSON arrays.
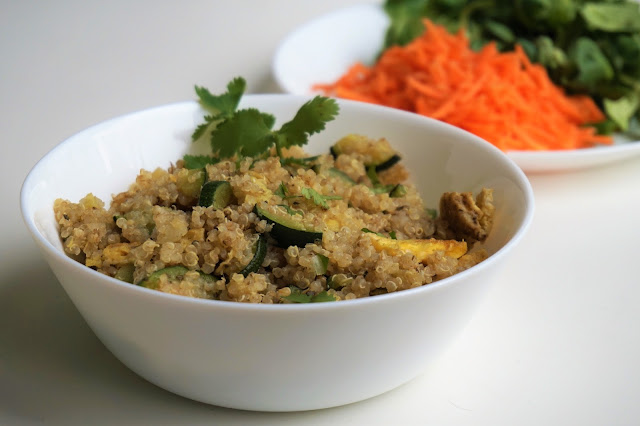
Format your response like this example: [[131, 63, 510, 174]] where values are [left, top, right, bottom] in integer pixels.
[[54, 78, 495, 304]]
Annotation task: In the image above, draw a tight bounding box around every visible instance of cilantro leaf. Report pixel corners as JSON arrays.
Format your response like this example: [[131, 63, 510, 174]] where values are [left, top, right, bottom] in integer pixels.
[[301, 187, 342, 209], [283, 287, 312, 303], [211, 108, 275, 158], [192, 78, 246, 144], [192, 80, 339, 160], [311, 291, 336, 303], [361, 228, 386, 238], [283, 287, 336, 303], [195, 77, 246, 116], [277, 96, 340, 149], [182, 154, 219, 169], [274, 182, 288, 198]]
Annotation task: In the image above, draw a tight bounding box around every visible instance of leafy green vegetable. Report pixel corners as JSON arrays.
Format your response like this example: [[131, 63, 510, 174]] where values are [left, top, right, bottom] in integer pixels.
[[182, 154, 219, 169], [580, 3, 640, 32], [274, 182, 289, 199], [192, 78, 246, 143], [381, 0, 640, 135], [300, 188, 342, 209], [189, 77, 339, 162], [212, 108, 276, 158], [361, 228, 387, 238], [605, 93, 640, 131]]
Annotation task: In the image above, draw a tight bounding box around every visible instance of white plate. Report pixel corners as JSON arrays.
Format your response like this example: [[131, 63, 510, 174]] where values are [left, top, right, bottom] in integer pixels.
[[272, 3, 640, 173]]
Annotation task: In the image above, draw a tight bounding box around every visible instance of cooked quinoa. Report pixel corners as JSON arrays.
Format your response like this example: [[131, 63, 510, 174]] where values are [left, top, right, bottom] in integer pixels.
[[54, 135, 494, 304]]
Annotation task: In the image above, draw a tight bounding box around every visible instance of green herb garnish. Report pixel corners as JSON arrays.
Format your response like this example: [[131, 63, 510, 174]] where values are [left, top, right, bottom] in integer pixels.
[[189, 77, 339, 162], [301, 187, 342, 209], [361, 228, 386, 238], [183, 154, 219, 169], [283, 287, 336, 303]]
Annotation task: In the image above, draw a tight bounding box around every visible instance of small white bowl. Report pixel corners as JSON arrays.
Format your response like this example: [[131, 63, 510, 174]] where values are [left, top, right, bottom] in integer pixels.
[[21, 95, 534, 412]]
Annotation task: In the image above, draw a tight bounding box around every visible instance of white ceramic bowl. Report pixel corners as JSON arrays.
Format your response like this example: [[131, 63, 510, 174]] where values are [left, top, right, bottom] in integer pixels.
[[21, 95, 534, 412]]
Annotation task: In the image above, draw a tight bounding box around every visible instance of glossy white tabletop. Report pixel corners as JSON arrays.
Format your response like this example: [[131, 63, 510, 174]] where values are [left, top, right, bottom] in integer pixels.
[[3, 2, 640, 425]]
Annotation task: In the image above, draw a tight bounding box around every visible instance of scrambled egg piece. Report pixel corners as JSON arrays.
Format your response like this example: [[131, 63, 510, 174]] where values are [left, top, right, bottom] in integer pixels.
[[367, 233, 467, 262]]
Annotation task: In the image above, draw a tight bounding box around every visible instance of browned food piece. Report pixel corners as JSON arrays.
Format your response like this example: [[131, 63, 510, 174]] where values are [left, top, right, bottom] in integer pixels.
[[439, 189, 494, 242]]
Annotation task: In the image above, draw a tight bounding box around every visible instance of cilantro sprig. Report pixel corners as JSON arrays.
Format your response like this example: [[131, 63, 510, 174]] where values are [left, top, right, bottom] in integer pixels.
[[283, 287, 336, 303], [300, 188, 342, 209], [190, 77, 339, 160]]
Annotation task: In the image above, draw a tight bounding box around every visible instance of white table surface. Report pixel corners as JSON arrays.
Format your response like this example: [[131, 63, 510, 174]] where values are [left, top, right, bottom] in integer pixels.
[[3, 1, 640, 425]]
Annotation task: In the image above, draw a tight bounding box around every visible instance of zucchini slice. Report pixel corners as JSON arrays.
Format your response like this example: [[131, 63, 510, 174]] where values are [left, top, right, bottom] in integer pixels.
[[254, 204, 322, 247], [198, 180, 232, 209], [328, 167, 356, 185], [140, 266, 216, 289], [389, 184, 407, 198], [374, 154, 401, 172], [239, 234, 267, 276]]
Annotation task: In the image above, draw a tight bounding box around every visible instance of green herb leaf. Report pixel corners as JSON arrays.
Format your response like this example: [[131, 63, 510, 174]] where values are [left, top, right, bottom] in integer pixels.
[[604, 93, 640, 131], [193, 80, 338, 159], [361, 228, 386, 238], [283, 287, 312, 303], [195, 77, 246, 116], [568, 37, 614, 89], [277, 97, 340, 149], [275, 182, 289, 198], [580, 3, 640, 32], [389, 231, 397, 239], [211, 108, 275, 158], [182, 154, 219, 169], [283, 287, 336, 303], [310, 291, 336, 303], [301, 187, 342, 209]]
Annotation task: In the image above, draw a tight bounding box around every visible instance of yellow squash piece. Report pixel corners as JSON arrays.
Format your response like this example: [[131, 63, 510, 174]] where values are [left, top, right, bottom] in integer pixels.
[[367, 233, 467, 262], [332, 134, 396, 166], [102, 243, 132, 265]]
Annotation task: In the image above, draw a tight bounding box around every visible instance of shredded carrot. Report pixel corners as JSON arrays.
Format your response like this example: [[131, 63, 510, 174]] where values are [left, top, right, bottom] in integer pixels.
[[313, 20, 613, 151]]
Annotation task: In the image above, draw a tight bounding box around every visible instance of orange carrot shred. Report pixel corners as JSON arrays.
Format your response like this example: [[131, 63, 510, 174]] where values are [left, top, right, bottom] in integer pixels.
[[313, 20, 612, 151]]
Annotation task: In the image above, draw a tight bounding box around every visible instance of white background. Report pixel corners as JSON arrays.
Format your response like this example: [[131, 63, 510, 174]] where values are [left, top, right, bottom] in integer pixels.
[[3, 1, 640, 424]]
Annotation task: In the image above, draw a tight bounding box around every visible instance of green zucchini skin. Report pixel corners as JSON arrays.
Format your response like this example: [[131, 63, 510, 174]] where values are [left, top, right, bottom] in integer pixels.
[[198, 180, 232, 209], [389, 183, 407, 198], [374, 154, 401, 172], [254, 205, 322, 248], [240, 234, 267, 276], [328, 167, 356, 185]]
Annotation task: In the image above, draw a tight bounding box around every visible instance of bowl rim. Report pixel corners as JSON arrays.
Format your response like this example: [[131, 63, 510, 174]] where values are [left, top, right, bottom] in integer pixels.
[[20, 94, 535, 312]]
